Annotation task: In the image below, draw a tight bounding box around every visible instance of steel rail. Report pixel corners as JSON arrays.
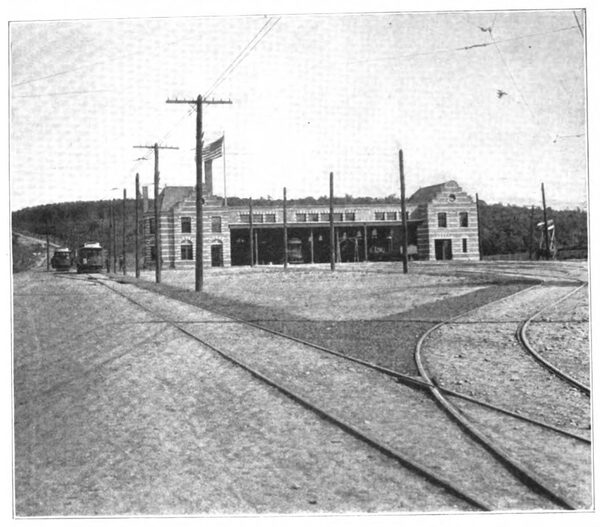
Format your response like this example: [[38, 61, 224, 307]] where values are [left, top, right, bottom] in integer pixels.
[[61, 272, 590, 443], [414, 282, 587, 511], [65, 271, 590, 443], [93, 276, 492, 511], [516, 283, 590, 395]]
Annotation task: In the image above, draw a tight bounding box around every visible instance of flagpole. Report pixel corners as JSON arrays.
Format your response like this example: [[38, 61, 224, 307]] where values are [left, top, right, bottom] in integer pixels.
[[223, 131, 227, 207]]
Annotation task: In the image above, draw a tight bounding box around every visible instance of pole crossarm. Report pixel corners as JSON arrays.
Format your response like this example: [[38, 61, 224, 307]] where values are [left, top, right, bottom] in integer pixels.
[[133, 145, 179, 150], [166, 98, 233, 105], [166, 93, 232, 292]]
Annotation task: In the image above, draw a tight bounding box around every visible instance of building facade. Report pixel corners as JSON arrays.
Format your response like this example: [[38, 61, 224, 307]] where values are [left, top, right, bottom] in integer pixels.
[[143, 180, 480, 268]]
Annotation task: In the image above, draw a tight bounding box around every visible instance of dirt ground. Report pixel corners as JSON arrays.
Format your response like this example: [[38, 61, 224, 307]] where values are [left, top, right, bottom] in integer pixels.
[[12, 259, 592, 516]]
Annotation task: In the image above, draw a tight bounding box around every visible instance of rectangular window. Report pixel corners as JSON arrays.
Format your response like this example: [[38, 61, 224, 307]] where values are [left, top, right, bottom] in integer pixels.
[[333, 212, 343, 221], [462, 238, 468, 253], [211, 216, 222, 233], [321, 213, 330, 222], [252, 213, 264, 223], [438, 212, 447, 228], [375, 212, 385, 220], [296, 213, 307, 222], [148, 218, 155, 234], [459, 212, 469, 227], [240, 213, 250, 223], [265, 213, 276, 223], [385, 212, 397, 220], [181, 243, 193, 260], [345, 212, 356, 221], [308, 213, 319, 222], [181, 216, 191, 233]]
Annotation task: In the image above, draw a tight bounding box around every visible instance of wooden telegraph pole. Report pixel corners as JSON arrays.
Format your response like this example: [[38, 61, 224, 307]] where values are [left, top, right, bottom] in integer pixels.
[[135, 173, 140, 278], [111, 199, 117, 273], [399, 150, 409, 274], [476, 193, 483, 261], [541, 183, 550, 259], [329, 172, 335, 271], [107, 203, 112, 273], [45, 221, 50, 272], [122, 188, 127, 275], [133, 143, 179, 283], [528, 205, 535, 260], [166, 95, 232, 292], [249, 198, 254, 267], [283, 187, 288, 269]]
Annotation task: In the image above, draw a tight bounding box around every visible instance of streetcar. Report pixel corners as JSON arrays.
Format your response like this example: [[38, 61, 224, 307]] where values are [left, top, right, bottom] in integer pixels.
[[50, 248, 72, 271], [76, 242, 104, 273]]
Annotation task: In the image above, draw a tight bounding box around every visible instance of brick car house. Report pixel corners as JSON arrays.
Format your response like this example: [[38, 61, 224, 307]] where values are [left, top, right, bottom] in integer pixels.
[[143, 180, 479, 268]]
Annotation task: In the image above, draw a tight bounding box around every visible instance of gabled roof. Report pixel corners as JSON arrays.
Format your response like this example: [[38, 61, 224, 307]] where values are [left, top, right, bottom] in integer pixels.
[[159, 186, 195, 211], [407, 180, 459, 204]]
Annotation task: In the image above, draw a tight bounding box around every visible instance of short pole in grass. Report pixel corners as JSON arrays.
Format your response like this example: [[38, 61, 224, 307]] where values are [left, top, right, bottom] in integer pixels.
[[283, 187, 288, 270], [329, 172, 335, 271]]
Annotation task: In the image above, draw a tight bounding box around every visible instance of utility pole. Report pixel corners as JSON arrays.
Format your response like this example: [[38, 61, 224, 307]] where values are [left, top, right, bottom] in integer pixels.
[[541, 183, 550, 259], [166, 95, 232, 292], [283, 187, 288, 269], [108, 203, 112, 273], [135, 173, 140, 278], [45, 221, 50, 272], [112, 199, 117, 273], [249, 198, 254, 267], [528, 205, 535, 260], [133, 143, 179, 284], [329, 172, 335, 271], [476, 193, 483, 261], [122, 188, 127, 275], [399, 150, 409, 274]]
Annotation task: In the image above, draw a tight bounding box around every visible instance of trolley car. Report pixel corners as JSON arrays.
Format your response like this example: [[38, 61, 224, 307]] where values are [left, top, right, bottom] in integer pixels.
[[50, 248, 72, 271], [76, 242, 104, 273]]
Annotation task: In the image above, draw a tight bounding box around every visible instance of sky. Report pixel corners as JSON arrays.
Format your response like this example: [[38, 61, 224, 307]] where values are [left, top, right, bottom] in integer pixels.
[[9, 5, 588, 211]]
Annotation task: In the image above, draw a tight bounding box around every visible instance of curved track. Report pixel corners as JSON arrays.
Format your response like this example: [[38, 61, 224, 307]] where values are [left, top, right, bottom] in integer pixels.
[[516, 283, 590, 395], [414, 273, 590, 510], [66, 271, 589, 510]]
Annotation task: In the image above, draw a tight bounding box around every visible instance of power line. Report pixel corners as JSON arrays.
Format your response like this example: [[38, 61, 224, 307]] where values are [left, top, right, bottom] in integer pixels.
[[12, 89, 112, 98], [205, 17, 281, 98], [350, 25, 578, 64], [205, 18, 274, 97], [12, 31, 213, 89]]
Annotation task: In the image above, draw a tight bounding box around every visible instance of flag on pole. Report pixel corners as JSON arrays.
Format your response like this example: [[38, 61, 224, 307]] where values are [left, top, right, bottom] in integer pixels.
[[202, 136, 224, 161]]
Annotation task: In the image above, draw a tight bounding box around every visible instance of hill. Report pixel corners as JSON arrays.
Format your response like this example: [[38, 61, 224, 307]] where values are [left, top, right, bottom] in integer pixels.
[[11, 198, 588, 259]]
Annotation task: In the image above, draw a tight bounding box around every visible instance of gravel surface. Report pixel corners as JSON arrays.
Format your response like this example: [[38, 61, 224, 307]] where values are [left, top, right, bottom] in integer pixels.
[[102, 278, 569, 510], [525, 285, 590, 385], [14, 270, 475, 516], [128, 267, 532, 376], [418, 282, 592, 509]]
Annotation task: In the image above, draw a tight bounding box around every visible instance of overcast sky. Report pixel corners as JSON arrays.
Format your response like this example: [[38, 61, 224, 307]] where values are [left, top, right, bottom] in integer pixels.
[[9, 7, 587, 211]]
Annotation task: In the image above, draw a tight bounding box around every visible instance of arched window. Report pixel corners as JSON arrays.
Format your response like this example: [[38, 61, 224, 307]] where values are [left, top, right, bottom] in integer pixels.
[[181, 240, 193, 260]]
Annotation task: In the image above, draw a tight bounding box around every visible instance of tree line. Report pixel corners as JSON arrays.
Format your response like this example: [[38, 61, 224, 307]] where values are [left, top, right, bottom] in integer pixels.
[[11, 197, 588, 257]]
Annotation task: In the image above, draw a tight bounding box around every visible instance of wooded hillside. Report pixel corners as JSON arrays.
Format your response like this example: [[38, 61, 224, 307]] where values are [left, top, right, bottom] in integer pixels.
[[12, 198, 588, 258]]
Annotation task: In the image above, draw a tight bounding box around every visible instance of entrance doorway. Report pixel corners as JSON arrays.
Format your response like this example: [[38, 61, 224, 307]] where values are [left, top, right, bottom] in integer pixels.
[[434, 239, 453, 260], [211, 244, 223, 267]]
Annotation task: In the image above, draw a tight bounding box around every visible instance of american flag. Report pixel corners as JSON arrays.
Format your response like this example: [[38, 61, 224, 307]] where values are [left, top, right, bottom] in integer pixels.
[[202, 136, 224, 161]]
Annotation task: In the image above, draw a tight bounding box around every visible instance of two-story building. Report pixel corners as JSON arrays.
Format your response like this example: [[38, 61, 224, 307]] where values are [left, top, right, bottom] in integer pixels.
[[142, 180, 480, 268]]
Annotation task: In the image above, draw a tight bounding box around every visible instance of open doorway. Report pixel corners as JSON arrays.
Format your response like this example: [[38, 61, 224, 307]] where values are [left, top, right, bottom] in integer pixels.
[[434, 239, 453, 260]]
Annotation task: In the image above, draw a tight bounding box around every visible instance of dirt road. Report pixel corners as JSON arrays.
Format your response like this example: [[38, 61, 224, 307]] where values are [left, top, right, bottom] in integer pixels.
[[13, 270, 468, 516]]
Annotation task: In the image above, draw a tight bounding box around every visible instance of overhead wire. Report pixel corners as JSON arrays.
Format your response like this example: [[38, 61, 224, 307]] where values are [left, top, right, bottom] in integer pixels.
[[204, 18, 275, 98], [205, 17, 281, 98], [128, 16, 281, 182]]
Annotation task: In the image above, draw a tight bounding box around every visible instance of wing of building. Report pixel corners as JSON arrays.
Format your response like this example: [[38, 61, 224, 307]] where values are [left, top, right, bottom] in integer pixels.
[[142, 179, 480, 268]]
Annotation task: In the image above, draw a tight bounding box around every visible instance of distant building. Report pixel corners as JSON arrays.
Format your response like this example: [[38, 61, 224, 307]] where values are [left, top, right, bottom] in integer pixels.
[[142, 179, 479, 268]]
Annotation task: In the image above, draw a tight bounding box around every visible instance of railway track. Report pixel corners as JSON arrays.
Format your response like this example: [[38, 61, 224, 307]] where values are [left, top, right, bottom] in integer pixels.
[[516, 283, 590, 395], [416, 278, 591, 510], [67, 271, 590, 511]]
